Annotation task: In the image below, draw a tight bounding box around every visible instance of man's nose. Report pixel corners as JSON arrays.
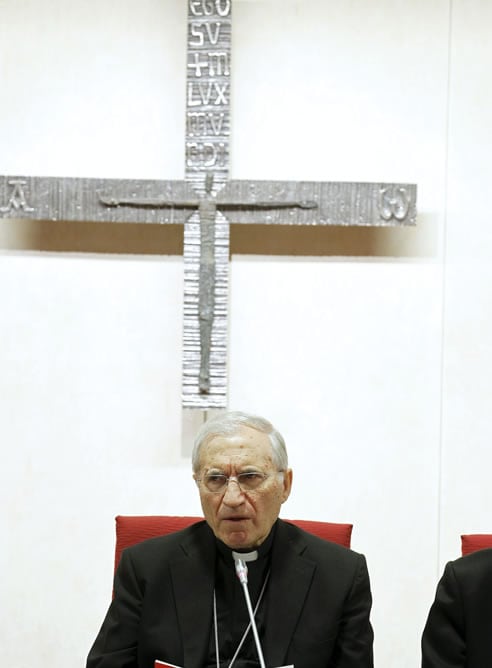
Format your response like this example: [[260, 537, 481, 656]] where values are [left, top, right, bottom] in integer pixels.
[[222, 477, 245, 504]]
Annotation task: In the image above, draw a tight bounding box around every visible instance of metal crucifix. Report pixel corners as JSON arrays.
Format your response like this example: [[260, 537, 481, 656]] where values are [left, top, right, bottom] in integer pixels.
[[0, 0, 417, 411]]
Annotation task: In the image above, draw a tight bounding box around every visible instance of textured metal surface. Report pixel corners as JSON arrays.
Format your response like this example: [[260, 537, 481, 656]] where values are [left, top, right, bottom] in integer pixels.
[[0, 0, 418, 411], [183, 209, 229, 408], [0, 176, 417, 227], [183, 0, 231, 407], [185, 0, 231, 193], [0, 176, 198, 222]]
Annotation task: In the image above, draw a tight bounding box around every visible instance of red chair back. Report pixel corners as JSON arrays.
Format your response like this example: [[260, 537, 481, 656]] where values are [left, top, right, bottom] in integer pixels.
[[115, 515, 353, 572], [461, 533, 492, 556]]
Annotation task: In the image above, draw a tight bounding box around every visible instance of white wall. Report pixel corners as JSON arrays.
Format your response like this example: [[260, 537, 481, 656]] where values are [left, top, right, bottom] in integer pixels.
[[0, 1, 489, 667]]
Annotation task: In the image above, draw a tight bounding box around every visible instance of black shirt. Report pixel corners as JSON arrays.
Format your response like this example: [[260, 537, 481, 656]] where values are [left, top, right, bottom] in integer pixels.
[[204, 523, 276, 668]]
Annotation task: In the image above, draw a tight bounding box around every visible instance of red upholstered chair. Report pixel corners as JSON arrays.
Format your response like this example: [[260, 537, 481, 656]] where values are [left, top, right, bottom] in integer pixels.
[[461, 534, 492, 556], [114, 515, 353, 573]]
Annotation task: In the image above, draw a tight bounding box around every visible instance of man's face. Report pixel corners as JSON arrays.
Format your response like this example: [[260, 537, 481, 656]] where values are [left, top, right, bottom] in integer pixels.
[[194, 425, 293, 549]]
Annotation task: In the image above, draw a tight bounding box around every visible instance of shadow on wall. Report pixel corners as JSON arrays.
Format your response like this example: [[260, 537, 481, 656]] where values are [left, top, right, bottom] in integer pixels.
[[0, 214, 435, 259]]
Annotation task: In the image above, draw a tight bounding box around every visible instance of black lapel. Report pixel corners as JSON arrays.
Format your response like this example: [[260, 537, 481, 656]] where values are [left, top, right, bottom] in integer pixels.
[[264, 520, 316, 667], [171, 522, 216, 668]]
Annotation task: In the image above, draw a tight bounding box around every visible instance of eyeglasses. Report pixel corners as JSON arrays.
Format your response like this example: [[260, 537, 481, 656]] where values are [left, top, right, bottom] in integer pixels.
[[196, 471, 283, 494]]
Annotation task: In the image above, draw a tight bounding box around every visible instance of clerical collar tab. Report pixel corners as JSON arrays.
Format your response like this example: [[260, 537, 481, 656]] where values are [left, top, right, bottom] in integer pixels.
[[231, 549, 258, 562]]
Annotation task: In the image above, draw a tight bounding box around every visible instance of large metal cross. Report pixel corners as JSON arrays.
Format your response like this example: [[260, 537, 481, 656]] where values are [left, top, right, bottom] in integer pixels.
[[0, 0, 417, 411]]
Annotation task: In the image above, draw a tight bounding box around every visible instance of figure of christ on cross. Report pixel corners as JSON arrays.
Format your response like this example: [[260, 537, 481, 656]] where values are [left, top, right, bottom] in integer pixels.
[[0, 0, 417, 411], [100, 171, 318, 395]]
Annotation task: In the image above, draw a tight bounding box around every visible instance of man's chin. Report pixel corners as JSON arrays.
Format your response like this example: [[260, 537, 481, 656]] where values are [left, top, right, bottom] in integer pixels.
[[220, 524, 254, 549], [223, 532, 251, 548]]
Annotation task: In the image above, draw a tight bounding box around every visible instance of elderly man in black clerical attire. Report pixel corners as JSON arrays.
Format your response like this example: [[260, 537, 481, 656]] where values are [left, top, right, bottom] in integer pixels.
[[87, 410, 374, 667]]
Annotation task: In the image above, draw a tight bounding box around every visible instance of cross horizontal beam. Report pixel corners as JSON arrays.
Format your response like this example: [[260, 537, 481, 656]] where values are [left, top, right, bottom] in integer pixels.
[[0, 176, 417, 227]]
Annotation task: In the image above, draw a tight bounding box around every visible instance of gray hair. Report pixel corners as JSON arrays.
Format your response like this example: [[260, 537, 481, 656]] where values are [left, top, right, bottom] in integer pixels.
[[191, 410, 288, 473]]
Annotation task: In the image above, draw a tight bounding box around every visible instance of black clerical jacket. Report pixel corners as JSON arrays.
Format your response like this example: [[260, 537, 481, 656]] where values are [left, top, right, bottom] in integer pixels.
[[86, 519, 373, 668], [421, 547, 492, 668]]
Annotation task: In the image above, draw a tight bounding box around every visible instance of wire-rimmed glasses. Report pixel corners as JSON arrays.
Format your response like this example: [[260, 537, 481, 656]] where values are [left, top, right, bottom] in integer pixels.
[[196, 471, 283, 494]]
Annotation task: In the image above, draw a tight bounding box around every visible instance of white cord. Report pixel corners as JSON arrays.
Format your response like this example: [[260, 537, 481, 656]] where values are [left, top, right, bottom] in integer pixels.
[[213, 570, 271, 668]]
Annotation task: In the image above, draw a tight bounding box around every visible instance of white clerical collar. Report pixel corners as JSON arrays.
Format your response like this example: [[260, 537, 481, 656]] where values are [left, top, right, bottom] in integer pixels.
[[231, 549, 258, 562]]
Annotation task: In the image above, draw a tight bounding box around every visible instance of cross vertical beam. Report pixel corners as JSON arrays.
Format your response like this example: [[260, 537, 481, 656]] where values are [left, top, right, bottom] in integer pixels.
[[183, 0, 232, 408]]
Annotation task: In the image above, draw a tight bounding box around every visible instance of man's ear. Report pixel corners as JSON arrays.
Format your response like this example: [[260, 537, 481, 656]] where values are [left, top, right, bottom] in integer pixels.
[[281, 468, 293, 503]]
